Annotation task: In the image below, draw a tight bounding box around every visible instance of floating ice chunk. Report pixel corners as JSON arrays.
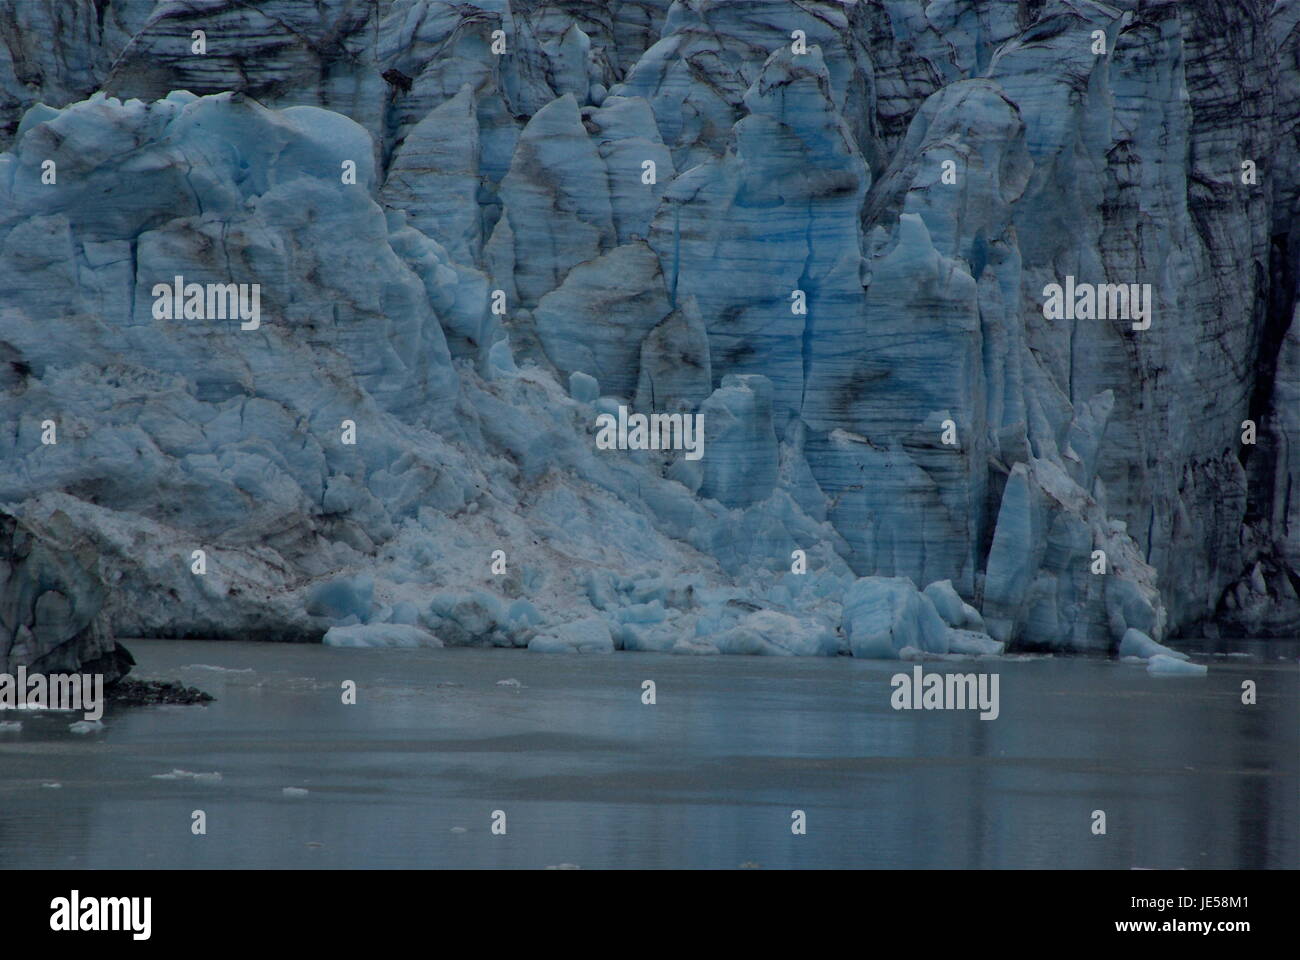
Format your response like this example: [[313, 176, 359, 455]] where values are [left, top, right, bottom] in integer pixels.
[[152, 769, 222, 782], [282, 787, 309, 797], [68, 720, 104, 734], [1146, 654, 1207, 676], [545, 863, 581, 870], [495, 678, 522, 688], [322, 623, 442, 648], [1118, 628, 1188, 661], [184, 664, 254, 674], [529, 616, 614, 653], [42, 783, 62, 789], [0, 721, 21, 732]]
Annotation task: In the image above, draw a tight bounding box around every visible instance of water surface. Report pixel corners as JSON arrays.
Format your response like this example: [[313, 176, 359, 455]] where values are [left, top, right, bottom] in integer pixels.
[[2, 639, 1295, 869]]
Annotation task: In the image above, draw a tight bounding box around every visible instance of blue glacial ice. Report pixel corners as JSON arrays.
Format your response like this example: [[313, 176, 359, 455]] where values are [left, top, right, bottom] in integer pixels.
[[2, 0, 1298, 673]]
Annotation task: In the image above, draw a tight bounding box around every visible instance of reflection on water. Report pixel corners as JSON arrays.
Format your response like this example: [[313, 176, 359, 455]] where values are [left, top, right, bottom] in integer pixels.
[[1, 639, 1295, 869]]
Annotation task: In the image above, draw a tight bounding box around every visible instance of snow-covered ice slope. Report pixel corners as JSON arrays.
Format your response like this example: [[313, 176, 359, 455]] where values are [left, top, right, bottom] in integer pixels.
[[2, 0, 1297, 671]]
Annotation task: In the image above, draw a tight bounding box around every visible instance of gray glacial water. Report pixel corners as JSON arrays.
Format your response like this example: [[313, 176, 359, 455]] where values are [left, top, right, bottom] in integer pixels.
[[1, 639, 1295, 869]]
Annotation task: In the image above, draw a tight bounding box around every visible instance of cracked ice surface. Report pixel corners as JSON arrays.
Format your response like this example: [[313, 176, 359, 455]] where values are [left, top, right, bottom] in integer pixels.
[[2, 0, 1298, 672]]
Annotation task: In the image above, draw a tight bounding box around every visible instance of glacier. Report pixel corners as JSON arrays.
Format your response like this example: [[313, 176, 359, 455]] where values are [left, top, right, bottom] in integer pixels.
[[2, 0, 1299, 676]]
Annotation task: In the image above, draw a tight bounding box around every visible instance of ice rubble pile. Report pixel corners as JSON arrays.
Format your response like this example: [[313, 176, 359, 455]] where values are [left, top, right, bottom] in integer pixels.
[[2, 0, 1298, 670]]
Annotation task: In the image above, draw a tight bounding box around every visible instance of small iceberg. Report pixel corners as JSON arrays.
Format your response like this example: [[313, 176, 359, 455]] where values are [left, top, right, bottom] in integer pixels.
[[152, 769, 222, 782], [1146, 654, 1207, 677], [323, 623, 442, 648]]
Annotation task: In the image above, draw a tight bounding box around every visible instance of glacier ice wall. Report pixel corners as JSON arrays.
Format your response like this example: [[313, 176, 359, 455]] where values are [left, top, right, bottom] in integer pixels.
[[2, 0, 1298, 672]]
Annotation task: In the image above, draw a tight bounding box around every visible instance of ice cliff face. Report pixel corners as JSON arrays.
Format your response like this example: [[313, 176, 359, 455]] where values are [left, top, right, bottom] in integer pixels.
[[2, 0, 1297, 673]]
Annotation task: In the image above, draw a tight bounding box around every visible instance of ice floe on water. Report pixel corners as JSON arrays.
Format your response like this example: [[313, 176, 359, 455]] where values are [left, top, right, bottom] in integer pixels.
[[322, 624, 442, 648], [152, 769, 222, 782], [1146, 655, 1209, 677]]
